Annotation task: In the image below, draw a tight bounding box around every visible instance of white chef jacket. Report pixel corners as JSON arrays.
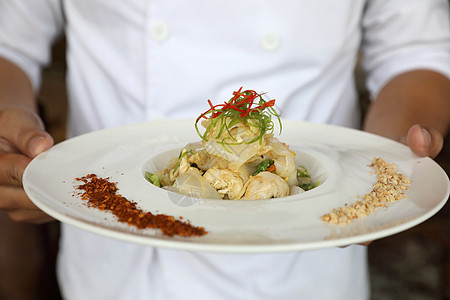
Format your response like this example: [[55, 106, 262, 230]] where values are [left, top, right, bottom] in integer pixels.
[[1, 0, 449, 299]]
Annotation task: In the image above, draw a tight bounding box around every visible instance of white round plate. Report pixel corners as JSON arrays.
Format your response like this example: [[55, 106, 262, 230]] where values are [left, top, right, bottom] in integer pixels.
[[23, 119, 450, 253]]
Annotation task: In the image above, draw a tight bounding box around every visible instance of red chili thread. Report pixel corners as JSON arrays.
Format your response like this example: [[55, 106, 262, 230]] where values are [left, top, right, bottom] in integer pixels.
[[197, 87, 275, 121]]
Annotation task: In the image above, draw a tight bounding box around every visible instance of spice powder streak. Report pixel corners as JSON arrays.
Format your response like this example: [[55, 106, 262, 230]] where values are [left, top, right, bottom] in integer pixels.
[[74, 174, 207, 237]]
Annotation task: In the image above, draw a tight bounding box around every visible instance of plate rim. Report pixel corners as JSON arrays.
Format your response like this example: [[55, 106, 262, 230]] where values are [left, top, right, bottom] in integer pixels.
[[23, 119, 450, 253]]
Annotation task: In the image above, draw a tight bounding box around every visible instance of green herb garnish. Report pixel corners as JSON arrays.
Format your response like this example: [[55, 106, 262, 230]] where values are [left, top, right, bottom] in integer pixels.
[[145, 172, 161, 187], [297, 166, 319, 190], [253, 159, 275, 176], [174, 149, 193, 172], [297, 166, 310, 178], [195, 87, 282, 147]]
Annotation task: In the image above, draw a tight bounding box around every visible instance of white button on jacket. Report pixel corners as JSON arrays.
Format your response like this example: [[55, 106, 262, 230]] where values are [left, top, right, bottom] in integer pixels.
[[260, 32, 281, 51], [150, 21, 170, 42]]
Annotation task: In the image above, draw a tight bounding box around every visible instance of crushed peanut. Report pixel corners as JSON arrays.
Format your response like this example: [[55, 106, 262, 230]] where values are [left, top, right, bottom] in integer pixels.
[[321, 157, 410, 225]]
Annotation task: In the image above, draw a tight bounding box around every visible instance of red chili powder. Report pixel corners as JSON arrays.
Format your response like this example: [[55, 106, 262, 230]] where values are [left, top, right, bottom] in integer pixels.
[[75, 174, 207, 237]]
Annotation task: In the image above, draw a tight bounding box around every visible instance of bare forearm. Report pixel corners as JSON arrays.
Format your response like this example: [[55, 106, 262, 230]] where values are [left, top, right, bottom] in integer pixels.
[[0, 57, 36, 111], [363, 70, 450, 138]]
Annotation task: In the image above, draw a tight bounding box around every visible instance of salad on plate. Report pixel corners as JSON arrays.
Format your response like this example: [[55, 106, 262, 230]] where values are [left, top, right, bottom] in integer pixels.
[[145, 87, 319, 200]]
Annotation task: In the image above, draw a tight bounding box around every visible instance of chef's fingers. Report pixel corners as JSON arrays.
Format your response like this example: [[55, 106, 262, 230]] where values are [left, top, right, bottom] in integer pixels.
[[6, 209, 54, 224], [0, 186, 53, 223], [0, 185, 39, 210], [0, 152, 31, 186], [0, 106, 53, 158]]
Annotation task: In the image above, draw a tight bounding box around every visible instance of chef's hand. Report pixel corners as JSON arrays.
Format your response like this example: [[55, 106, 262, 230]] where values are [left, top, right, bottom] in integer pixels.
[[0, 106, 54, 223], [403, 124, 444, 159]]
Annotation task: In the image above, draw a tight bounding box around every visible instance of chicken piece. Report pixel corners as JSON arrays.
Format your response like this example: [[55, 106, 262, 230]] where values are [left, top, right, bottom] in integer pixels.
[[169, 148, 191, 181], [240, 171, 289, 200], [203, 168, 245, 200], [273, 154, 296, 179], [254, 135, 296, 179], [188, 149, 229, 170], [203, 121, 265, 170], [257, 135, 293, 157], [201, 118, 260, 142]]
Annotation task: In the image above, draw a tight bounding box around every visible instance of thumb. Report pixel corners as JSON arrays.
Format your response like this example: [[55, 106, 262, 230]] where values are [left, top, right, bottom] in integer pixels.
[[27, 132, 54, 157], [405, 124, 444, 158], [0, 107, 54, 158]]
